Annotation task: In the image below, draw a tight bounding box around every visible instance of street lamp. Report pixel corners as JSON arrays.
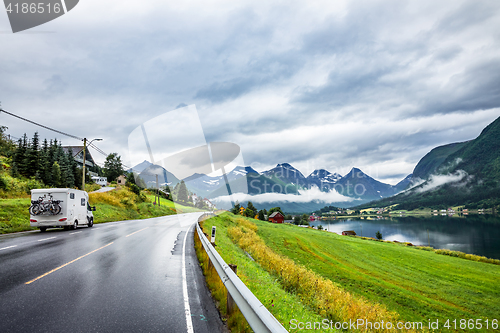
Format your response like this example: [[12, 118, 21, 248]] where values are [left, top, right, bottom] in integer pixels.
[[82, 138, 102, 190]]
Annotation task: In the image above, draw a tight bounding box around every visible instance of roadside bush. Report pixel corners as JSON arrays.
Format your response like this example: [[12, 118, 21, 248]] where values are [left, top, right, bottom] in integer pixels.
[[89, 191, 123, 207], [128, 183, 141, 196], [0, 175, 7, 190], [85, 183, 101, 192], [415, 246, 434, 251], [435, 249, 500, 265]]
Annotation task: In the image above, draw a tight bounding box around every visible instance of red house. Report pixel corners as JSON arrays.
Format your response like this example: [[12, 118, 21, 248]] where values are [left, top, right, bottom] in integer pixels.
[[268, 212, 284, 224]]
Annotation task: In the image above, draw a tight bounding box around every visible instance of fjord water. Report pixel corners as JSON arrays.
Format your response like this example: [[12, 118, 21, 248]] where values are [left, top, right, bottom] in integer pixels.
[[309, 215, 500, 259]]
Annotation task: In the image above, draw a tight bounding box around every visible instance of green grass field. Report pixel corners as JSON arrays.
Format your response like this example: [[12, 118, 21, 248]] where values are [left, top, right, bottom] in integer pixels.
[[201, 213, 500, 332], [256, 221, 500, 326]]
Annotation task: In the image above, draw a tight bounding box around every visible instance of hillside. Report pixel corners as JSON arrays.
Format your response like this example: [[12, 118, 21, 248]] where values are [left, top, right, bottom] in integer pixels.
[[443, 116, 500, 183], [412, 142, 468, 180], [356, 116, 500, 210]]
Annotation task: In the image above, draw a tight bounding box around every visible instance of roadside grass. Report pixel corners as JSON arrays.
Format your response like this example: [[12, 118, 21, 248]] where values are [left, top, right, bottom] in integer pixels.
[[255, 221, 500, 327], [0, 197, 31, 233], [194, 229, 251, 333], [199, 214, 328, 333]]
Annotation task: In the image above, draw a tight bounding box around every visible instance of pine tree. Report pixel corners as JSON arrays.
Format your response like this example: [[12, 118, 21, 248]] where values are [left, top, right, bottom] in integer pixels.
[[11, 138, 23, 177], [40, 139, 51, 185], [26, 132, 40, 178], [62, 150, 75, 188], [178, 180, 188, 203], [231, 201, 241, 214], [20, 133, 30, 177], [52, 161, 62, 187], [246, 201, 256, 217], [48, 139, 57, 171], [55, 144, 69, 187]]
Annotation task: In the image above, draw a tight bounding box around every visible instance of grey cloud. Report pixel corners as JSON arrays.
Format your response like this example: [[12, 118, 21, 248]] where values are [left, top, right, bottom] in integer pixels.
[[436, 1, 498, 33], [1, 0, 499, 184], [420, 59, 500, 115], [195, 77, 258, 103]]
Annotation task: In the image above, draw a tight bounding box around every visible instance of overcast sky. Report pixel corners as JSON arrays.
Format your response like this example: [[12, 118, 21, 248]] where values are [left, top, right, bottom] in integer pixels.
[[1, 0, 499, 185]]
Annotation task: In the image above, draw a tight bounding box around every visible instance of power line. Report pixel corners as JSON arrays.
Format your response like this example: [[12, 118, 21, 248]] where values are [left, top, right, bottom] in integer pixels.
[[1, 107, 132, 170], [88, 142, 108, 157], [88, 141, 132, 170], [0, 108, 83, 141]]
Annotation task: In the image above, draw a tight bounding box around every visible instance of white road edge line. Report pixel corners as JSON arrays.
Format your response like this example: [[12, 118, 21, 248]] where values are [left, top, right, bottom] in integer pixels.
[[182, 225, 194, 333], [0, 245, 17, 251], [69, 231, 82, 235], [38, 237, 56, 242]]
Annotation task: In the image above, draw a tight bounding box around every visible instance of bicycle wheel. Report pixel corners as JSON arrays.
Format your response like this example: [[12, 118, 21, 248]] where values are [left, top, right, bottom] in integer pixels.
[[29, 204, 42, 215], [50, 203, 62, 215]]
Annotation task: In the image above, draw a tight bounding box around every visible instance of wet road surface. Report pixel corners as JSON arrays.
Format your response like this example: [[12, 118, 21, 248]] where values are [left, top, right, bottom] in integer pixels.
[[0, 212, 225, 333]]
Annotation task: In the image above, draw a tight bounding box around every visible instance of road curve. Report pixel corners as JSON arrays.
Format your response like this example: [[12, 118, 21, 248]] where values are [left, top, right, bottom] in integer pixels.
[[0, 212, 226, 333]]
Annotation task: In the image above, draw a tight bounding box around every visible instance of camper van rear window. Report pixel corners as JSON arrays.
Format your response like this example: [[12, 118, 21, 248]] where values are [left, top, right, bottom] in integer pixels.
[[81, 198, 85, 206], [70, 193, 75, 199]]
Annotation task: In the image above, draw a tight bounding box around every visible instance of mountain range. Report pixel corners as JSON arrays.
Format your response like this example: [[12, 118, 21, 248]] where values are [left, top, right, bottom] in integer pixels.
[[130, 115, 500, 212], [130, 161, 410, 211]]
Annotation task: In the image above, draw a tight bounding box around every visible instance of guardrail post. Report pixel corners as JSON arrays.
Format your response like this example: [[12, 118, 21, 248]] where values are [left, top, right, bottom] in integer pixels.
[[227, 264, 237, 314]]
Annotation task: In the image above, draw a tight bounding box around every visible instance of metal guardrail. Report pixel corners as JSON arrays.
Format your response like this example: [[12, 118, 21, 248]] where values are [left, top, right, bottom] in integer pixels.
[[196, 215, 288, 333]]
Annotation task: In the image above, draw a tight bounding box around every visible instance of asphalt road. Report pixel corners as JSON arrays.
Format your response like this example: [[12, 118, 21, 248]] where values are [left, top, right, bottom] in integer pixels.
[[0, 212, 226, 333]]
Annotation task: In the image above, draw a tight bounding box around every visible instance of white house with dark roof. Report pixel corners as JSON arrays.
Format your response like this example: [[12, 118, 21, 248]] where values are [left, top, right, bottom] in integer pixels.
[[62, 146, 96, 168]]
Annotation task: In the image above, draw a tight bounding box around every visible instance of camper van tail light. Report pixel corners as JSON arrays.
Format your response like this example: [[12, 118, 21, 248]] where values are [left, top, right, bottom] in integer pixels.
[[59, 218, 67, 222], [30, 219, 37, 222]]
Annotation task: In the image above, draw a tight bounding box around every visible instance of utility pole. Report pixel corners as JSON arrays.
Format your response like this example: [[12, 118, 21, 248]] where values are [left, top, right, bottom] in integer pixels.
[[82, 138, 87, 190], [82, 138, 102, 190], [156, 174, 160, 207]]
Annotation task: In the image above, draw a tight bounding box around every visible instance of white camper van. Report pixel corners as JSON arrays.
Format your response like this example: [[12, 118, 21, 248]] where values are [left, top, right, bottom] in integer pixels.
[[29, 188, 96, 232], [91, 176, 107, 186]]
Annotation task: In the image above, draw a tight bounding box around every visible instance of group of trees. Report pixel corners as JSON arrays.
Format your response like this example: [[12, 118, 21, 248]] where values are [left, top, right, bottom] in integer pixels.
[[230, 202, 291, 222], [0, 126, 15, 158], [293, 214, 310, 225], [103, 153, 124, 183], [11, 133, 83, 189], [169, 180, 190, 204], [2, 130, 126, 190], [231, 201, 263, 219], [166, 180, 210, 209]]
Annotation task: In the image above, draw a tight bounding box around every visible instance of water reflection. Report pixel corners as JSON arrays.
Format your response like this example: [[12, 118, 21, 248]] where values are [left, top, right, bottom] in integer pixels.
[[309, 215, 500, 259]]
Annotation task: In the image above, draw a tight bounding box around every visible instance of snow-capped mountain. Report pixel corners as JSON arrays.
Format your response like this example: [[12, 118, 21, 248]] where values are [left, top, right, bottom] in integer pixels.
[[306, 169, 342, 191], [129, 160, 412, 211], [183, 166, 259, 196], [262, 163, 307, 186]]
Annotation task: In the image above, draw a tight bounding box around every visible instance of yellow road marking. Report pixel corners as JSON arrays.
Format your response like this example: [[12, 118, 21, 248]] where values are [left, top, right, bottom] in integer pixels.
[[125, 227, 149, 237], [25, 242, 114, 285]]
